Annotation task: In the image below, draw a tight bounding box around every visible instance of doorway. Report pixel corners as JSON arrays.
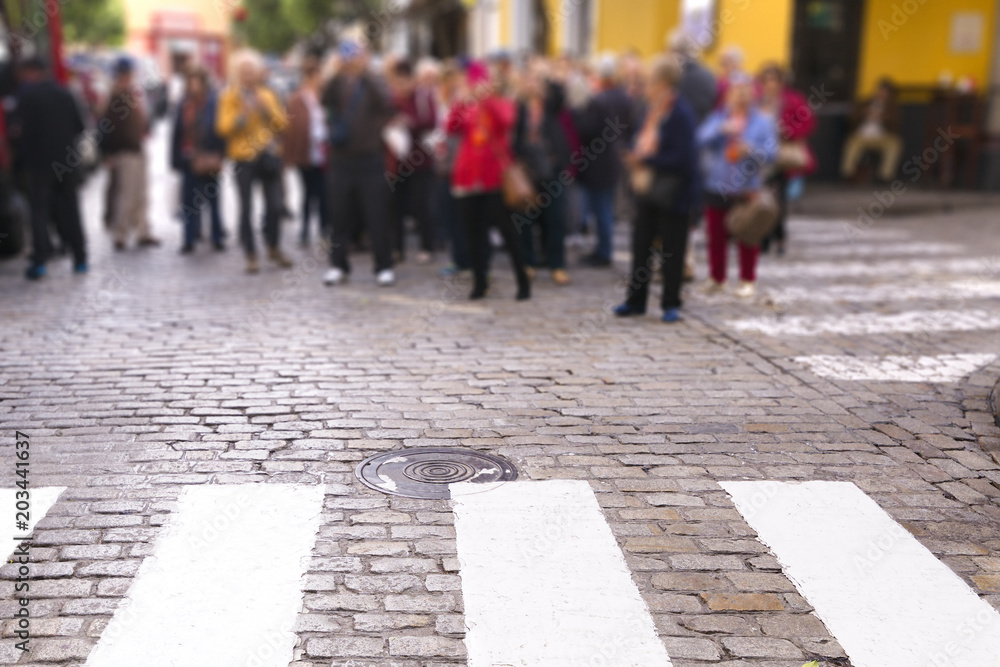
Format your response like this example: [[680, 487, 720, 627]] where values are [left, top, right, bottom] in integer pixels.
[[790, 0, 865, 102]]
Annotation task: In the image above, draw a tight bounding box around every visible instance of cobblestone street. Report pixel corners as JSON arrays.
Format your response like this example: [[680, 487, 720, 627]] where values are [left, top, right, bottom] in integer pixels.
[[2, 126, 1000, 666]]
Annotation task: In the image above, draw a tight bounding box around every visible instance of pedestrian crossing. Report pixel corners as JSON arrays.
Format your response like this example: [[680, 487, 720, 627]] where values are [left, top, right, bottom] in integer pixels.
[[708, 218, 1000, 387], [84, 485, 325, 667], [8, 480, 1000, 666], [2, 487, 65, 561], [724, 481, 1000, 666]]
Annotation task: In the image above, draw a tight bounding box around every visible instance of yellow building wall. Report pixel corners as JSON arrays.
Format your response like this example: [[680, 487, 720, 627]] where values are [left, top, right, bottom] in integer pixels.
[[593, 0, 680, 56], [857, 0, 997, 95], [707, 0, 793, 72]]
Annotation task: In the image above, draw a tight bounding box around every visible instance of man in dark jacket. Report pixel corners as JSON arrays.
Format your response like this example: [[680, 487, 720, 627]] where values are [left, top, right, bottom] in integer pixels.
[[670, 32, 717, 124], [575, 55, 635, 267], [102, 56, 159, 251], [321, 41, 396, 287], [10, 57, 88, 279]]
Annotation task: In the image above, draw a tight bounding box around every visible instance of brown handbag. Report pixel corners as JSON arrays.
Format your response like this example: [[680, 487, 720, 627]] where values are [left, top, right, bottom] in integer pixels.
[[725, 187, 781, 246], [774, 141, 809, 171], [191, 152, 224, 176], [501, 159, 536, 213]]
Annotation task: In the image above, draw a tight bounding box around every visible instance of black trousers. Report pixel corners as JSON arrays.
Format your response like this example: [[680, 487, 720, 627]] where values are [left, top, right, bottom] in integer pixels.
[[29, 170, 86, 266], [298, 165, 327, 242], [459, 191, 528, 294], [763, 171, 788, 248], [235, 158, 283, 255], [327, 154, 393, 273], [394, 169, 435, 256], [625, 200, 689, 311]]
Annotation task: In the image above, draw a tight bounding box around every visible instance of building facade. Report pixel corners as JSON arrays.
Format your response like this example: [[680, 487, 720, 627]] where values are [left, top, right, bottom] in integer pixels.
[[123, 0, 229, 79]]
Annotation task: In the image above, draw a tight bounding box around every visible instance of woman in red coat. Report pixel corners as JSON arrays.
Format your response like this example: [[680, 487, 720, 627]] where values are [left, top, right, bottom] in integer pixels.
[[447, 61, 530, 300], [757, 63, 816, 255]]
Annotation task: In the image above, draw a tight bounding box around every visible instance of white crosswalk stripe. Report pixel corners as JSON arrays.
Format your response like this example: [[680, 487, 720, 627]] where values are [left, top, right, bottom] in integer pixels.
[[452, 479, 673, 667], [765, 280, 1000, 304], [793, 353, 997, 383], [723, 480, 1000, 667], [729, 309, 1000, 337], [84, 484, 325, 667]]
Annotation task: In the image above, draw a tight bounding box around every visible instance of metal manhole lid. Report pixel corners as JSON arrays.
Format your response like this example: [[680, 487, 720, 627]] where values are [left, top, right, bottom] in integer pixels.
[[355, 447, 518, 499]]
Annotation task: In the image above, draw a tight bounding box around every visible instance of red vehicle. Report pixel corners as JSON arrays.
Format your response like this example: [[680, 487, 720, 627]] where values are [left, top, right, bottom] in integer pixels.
[[0, 0, 67, 257]]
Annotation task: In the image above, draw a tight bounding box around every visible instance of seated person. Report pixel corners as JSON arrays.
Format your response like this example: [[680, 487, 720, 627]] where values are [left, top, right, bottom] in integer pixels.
[[840, 78, 903, 182]]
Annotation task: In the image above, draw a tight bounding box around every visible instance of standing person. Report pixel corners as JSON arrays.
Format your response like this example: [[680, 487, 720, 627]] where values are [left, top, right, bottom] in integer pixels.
[[757, 63, 816, 255], [513, 66, 572, 285], [669, 32, 716, 282], [614, 55, 699, 323], [101, 56, 160, 252], [216, 51, 291, 273], [432, 61, 471, 277], [388, 59, 438, 264], [714, 46, 745, 109], [576, 54, 634, 269], [697, 74, 777, 298], [447, 61, 530, 301], [283, 53, 328, 247], [321, 41, 396, 287], [171, 66, 226, 254], [10, 57, 88, 279], [669, 32, 717, 124], [840, 78, 902, 183]]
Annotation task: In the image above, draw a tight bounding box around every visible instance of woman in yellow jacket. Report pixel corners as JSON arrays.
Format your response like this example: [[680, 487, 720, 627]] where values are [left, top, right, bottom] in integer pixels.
[[216, 51, 292, 273]]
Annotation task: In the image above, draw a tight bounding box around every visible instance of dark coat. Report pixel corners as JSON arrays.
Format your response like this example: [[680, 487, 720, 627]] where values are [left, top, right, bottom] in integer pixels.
[[678, 58, 717, 124], [321, 73, 393, 159], [170, 93, 225, 171], [513, 83, 572, 185], [636, 97, 701, 216], [11, 80, 85, 173], [573, 85, 635, 190], [100, 86, 147, 156]]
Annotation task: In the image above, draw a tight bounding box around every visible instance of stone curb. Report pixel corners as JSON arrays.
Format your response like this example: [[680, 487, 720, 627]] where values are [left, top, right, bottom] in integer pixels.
[[989, 376, 1000, 465]]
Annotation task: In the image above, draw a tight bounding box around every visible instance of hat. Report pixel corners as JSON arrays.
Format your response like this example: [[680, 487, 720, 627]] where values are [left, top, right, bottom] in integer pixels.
[[114, 56, 134, 75], [466, 60, 490, 86]]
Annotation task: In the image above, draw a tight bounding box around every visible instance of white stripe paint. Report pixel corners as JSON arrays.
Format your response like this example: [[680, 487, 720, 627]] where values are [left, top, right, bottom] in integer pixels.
[[760, 257, 989, 279], [3, 486, 65, 559], [452, 480, 672, 667], [85, 484, 325, 667], [797, 241, 964, 258], [722, 481, 1000, 667], [794, 353, 997, 383], [765, 280, 1000, 305], [728, 309, 1000, 337]]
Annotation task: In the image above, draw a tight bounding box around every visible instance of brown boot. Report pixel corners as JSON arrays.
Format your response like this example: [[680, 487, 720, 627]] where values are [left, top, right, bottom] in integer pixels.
[[268, 247, 293, 269], [245, 254, 260, 274]]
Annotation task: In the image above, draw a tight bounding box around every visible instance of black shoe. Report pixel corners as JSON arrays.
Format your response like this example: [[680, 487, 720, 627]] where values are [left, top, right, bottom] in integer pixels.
[[180, 244, 195, 255], [613, 303, 645, 317], [213, 241, 226, 252], [138, 237, 162, 248], [470, 286, 488, 300], [25, 264, 47, 280], [581, 253, 611, 268], [516, 284, 531, 301]]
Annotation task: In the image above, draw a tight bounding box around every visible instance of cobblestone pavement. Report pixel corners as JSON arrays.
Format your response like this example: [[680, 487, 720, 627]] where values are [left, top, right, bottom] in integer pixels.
[[2, 125, 1000, 666]]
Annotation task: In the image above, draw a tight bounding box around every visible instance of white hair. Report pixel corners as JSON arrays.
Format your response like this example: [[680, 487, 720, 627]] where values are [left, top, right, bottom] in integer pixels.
[[228, 49, 263, 84]]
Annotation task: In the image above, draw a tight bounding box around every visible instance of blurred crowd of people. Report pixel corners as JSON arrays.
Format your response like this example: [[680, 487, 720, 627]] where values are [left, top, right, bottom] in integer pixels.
[[15, 34, 887, 322]]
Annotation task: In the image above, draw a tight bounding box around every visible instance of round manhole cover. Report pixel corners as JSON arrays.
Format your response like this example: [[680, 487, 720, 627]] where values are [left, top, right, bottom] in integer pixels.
[[356, 447, 518, 499]]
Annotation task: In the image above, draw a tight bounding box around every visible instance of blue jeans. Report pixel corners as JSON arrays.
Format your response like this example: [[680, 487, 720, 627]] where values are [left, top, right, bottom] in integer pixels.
[[181, 167, 223, 247], [584, 186, 616, 261]]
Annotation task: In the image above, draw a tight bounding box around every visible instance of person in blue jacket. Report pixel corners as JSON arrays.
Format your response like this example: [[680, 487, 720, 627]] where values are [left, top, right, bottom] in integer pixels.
[[613, 55, 700, 323], [697, 72, 777, 298], [171, 66, 227, 253]]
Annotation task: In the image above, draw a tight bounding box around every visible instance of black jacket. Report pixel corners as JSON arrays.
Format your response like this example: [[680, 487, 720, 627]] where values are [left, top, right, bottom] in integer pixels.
[[573, 85, 635, 190], [513, 83, 572, 185], [321, 73, 393, 159], [11, 79, 85, 173]]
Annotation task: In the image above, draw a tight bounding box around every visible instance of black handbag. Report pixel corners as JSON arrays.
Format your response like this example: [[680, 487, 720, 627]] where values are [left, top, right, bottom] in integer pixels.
[[637, 171, 682, 211]]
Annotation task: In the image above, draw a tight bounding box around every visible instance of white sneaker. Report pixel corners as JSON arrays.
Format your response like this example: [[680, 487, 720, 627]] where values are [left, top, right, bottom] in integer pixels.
[[701, 280, 726, 295], [734, 281, 756, 298], [376, 269, 396, 286], [415, 251, 433, 265], [323, 267, 345, 285]]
